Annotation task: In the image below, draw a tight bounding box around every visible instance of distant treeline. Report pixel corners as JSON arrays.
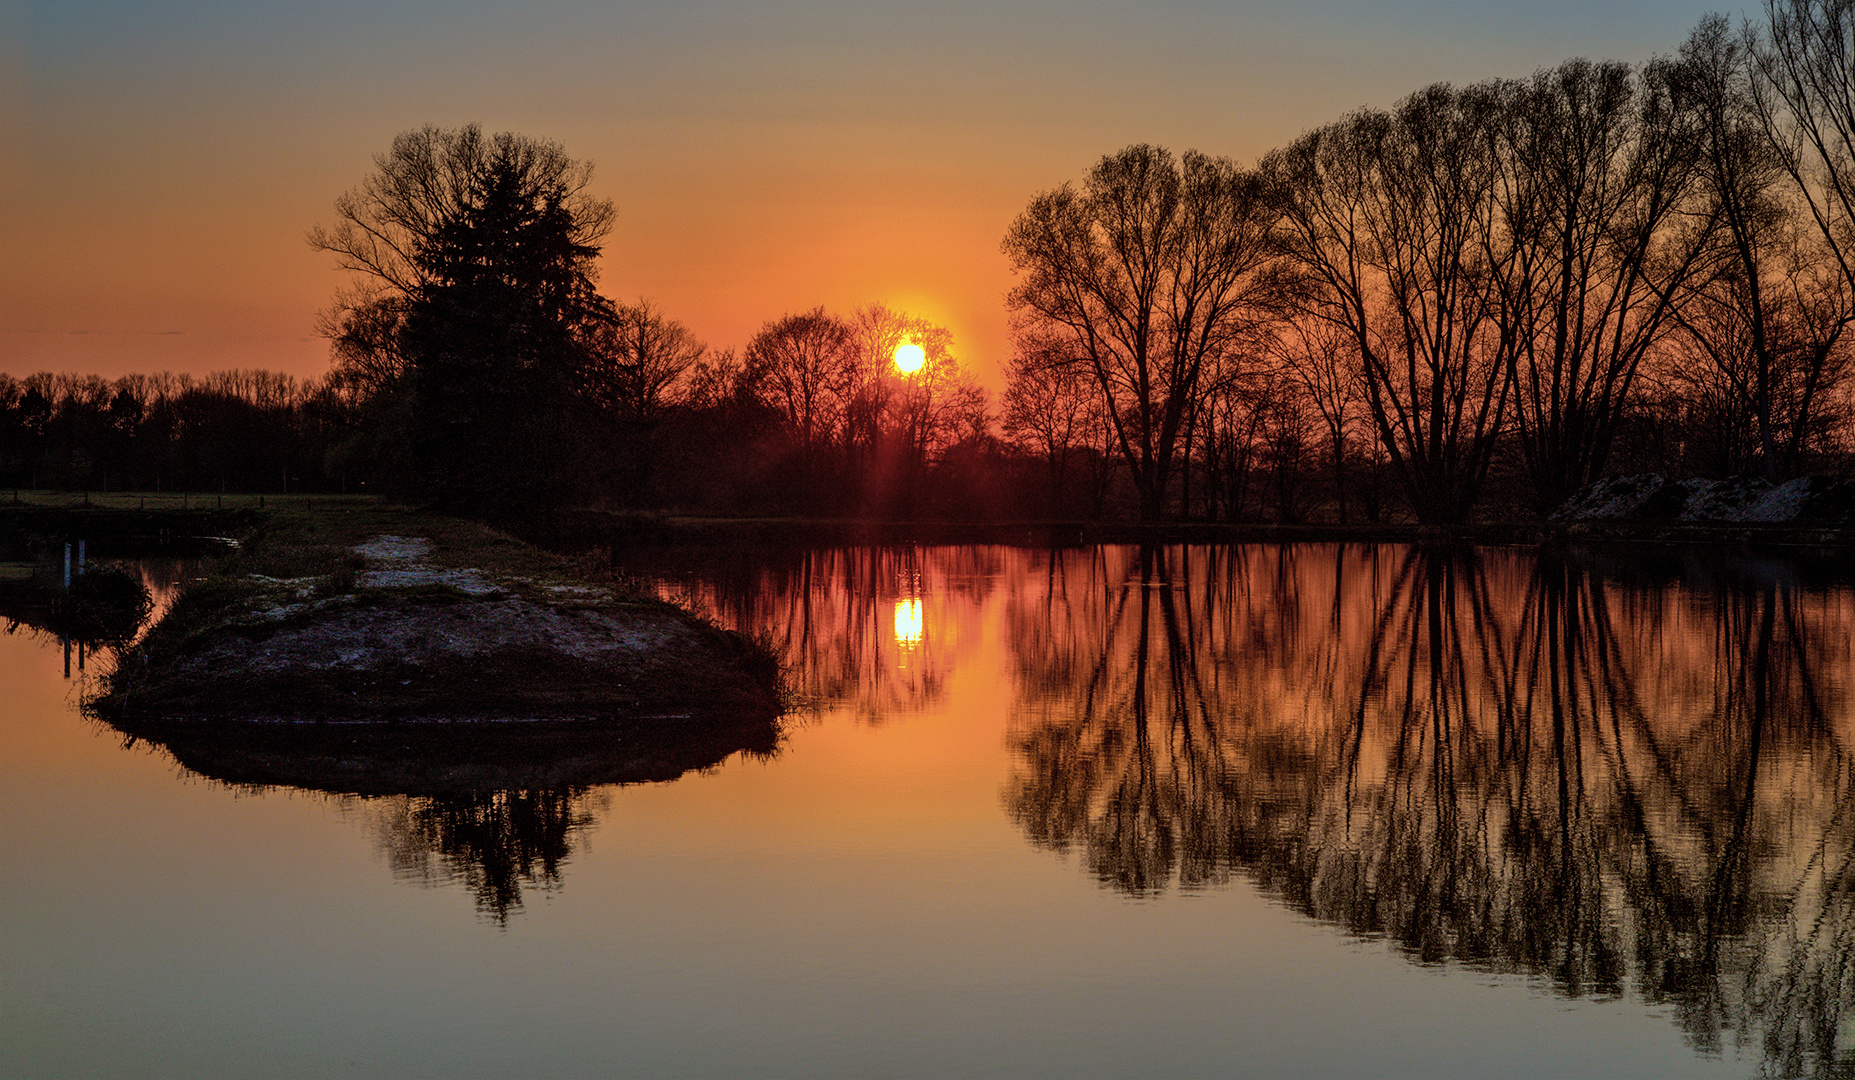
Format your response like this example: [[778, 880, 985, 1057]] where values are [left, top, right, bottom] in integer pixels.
[[1000, 6, 1855, 522], [16, 1, 1855, 523], [0, 370, 346, 496]]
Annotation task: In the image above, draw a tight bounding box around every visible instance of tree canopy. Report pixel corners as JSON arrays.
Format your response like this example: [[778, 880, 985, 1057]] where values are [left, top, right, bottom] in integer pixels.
[[309, 125, 618, 509], [1002, 145, 1280, 520]]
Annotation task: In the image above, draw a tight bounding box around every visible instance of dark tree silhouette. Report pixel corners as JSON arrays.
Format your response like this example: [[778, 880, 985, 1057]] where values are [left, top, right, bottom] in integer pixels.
[[1267, 86, 1518, 524], [310, 124, 617, 509], [742, 308, 858, 461], [577, 299, 706, 421], [1487, 58, 1711, 510], [1672, 17, 1855, 483], [1002, 324, 1112, 517], [1265, 321, 1364, 522], [1754, 0, 1855, 300], [1003, 145, 1282, 521], [0, 369, 341, 495]]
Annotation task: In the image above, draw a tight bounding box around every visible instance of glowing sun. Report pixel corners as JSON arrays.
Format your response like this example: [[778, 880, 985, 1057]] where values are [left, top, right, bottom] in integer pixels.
[[893, 342, 926, 373]]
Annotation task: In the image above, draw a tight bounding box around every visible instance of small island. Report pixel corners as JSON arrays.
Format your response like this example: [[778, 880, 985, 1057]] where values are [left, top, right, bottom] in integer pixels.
[[88, 504, 782, 733]]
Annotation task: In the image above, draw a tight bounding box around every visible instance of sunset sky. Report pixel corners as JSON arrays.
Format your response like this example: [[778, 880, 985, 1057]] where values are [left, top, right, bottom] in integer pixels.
[[4, 1, 1735, 393]]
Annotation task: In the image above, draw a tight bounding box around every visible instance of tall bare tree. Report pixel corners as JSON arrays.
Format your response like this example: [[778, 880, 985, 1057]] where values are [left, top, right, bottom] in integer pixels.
[[1753, 0, 1855, 296], [578, 299, 706, 420], [1487, 58, 1711, 510], [1265, 85, 1514, 523], [1674, 16, 1854, 481], [741, 307, 858, 459], [1002, 145, 1280, 520]]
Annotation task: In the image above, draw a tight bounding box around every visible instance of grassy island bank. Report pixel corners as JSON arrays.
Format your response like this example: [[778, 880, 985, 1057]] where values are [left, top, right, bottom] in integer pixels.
[[87, 500, 783, 728]]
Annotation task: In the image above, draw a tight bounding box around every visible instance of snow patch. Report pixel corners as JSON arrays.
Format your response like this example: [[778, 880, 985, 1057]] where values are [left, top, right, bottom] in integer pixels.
[[352, 534, 499, 595], [354, 535, 434, 563], [355, 568, 502, 596], [1557, 474, 1855, 525], [1741, 478, 1819, 522]]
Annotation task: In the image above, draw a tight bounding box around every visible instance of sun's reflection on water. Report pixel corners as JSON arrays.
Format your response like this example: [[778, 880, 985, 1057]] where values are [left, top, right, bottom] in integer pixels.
[[892, 597, 923, 648], [618, 540, 1855, 1076], [48, 541, 1855, 1077]]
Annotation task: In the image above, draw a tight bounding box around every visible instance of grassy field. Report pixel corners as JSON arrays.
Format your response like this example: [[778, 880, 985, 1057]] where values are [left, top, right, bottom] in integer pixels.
[[0, 492, 614, 584]]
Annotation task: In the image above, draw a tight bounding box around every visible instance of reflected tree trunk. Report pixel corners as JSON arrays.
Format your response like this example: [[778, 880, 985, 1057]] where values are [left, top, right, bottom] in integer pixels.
[[997, 542, 1855, 1071]]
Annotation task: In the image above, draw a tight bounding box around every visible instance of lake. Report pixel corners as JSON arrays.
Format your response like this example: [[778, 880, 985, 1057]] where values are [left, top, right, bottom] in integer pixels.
[[4, 542, 1850, 1078]]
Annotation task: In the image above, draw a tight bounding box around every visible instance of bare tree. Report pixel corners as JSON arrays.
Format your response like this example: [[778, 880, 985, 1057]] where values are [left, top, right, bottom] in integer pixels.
[[741, 307, 858, 458], [308, 124, 613, 300], [1002, 324, 1107, 515], [680, 348, 747, 412], [1196, 369, 1269, 521], [1265, 85, 1514, 524], [1674, 16, 1854, 481], [842, 303, 956, 474], [1487, 58, 1712, 511], [884, 319, 983, 474], [1002, 145, 1281, 520], [578, 299, 706, 420], [1265, 321, 1364, 522], [1752, 0, 1855, 298], [317, 288, 411, 400]]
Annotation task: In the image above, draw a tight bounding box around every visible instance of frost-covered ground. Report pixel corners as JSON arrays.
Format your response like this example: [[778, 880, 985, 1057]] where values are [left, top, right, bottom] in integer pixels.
[[1555, 475, 1855, 526], [352, 535, 602, 599]]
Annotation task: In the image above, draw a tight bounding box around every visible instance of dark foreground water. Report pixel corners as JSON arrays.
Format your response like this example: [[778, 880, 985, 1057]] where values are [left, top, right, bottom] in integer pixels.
[[5, 543, 1852, 1078]]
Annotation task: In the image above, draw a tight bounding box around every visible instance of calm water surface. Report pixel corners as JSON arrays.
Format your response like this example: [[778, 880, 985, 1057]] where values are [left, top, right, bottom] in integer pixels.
[[5, 543, 1851, 1078]]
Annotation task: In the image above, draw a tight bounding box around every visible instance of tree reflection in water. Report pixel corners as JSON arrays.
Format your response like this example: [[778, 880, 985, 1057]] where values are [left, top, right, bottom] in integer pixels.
[[350, 788, 607, 926], [1002, 544, 1855, 1075], [624, 544, 1003, 722], [107, 709, 778, 925]]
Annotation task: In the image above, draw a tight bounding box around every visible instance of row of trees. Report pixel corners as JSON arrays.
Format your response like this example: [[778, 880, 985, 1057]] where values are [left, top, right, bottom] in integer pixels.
[[732, 305, 989, 513], [0, 370, 343, 495], [306, 124, 996, 516], [1002, 1, 1855, 521], [18, 1, 1855, 521]]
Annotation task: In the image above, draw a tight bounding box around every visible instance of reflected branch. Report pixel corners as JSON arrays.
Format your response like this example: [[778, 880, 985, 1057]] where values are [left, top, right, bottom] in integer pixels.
[[354, 788, 607, 925], [1004, 543, 1855, 1075]]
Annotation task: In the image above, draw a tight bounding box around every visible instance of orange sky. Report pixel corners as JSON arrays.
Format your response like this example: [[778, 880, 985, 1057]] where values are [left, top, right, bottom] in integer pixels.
[[2, 1, 1731, 395]]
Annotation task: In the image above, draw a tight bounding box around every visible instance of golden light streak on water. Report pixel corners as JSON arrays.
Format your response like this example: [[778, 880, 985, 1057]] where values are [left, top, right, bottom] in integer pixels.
[[893, 597, 924, 647]]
